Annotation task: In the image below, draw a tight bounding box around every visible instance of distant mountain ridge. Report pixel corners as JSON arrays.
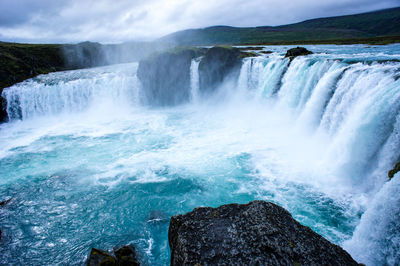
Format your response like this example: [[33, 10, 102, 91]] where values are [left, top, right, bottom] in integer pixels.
[[160, 7, 400, 45]]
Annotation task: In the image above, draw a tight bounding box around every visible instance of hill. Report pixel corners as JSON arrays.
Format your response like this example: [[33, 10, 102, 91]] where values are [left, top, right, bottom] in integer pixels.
[[160, 7, 400, 45]]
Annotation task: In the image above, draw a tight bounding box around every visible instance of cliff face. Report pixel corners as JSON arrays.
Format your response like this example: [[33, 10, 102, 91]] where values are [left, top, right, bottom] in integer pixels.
[[198, 46, 243, 94], [137, 46, 250, 105], [137, 48, 206, 106], [169, 200, 360, 266]]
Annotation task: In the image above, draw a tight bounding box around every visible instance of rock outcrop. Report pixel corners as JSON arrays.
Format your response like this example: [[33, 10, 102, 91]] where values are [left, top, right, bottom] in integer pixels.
[[0, 198, 12, 207], [169, 200, 359, 266], [87, 248, 117, 265], [137, 47, 206, 106], [198, 46, 243, 94], [87, 245, 140, 266], [285, 47, 313, 58], [388, 160, 400, 179]]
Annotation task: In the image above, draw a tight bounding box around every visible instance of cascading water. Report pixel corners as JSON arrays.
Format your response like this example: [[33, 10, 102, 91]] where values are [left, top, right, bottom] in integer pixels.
[[235, 46, 400, 265], [2, 63, 140, 120], [190, 58, 201, 103], [0, 44, 399, 265]]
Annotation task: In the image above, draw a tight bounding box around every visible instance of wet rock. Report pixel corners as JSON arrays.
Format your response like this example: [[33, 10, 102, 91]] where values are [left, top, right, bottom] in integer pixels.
[[0, 97, 7, 123], [169, 200, 359, 266], [137, 47, 206, 106], [199, 46, 243, 94], [388, 161, 400, 179], [87, 245, 140, 266], [0, 198, 12, 207], [284, 47, 313, 58], [260, 50, 273, 54], [114, 245, 140, 266], [87, 248, 117, 266]]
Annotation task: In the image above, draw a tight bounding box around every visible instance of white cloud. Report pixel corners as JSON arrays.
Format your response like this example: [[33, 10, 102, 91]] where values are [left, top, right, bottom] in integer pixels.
[[0, 0, 398, 43]]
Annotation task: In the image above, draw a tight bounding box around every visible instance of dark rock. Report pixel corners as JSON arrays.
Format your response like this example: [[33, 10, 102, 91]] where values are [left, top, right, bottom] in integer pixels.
[[388, 161, 400, 179], [0, 97, 7, 122], [285, 47, 313, 58], [114, 245, 140, 266], [87, 248, 117, 266], [87, 245, 140, 266], [0, 229, 2, 240], [169, 200, 359, 266], [0, 198, 12, 207], [199, 46, 243, 94], [137, 47, 206, 106], [260, 50, 273, 54]]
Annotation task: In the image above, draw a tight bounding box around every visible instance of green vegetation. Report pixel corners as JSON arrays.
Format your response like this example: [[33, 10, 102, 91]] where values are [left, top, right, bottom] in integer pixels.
[[0, 42, 70, 121], [0, 42, 66, 90], [160, 7, 400, 45], [388, 161, 400, 180]]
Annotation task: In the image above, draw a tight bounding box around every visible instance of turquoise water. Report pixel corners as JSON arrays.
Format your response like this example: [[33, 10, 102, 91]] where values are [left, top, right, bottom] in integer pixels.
[[1, 44, 400, 265]]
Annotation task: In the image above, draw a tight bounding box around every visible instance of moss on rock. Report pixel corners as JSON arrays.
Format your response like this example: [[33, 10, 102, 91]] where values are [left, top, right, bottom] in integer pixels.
[[388, 161, 400, 180]]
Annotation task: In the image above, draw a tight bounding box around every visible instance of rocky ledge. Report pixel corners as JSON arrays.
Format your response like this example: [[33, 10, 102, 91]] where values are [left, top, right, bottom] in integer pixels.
[[284, 47, 313, 58], [388, 160, 400, 180], [169, 200, 360, 266]]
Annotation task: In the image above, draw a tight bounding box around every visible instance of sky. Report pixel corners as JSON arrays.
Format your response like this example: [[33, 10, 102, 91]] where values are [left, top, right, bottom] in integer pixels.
[[0, 0, 399, 44]]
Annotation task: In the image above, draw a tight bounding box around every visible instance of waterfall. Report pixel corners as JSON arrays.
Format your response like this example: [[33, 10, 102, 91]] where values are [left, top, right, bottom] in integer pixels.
[[237, 54, 400, 265], [2, 48, 400, 265], [2, 63, 140, 120], [190, 58, 201, 103], [343, 175, 400, 265]]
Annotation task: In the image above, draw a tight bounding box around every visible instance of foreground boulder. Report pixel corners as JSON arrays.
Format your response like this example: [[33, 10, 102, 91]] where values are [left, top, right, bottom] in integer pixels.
[[169, 200, 359, 265], [285, 47, 313, 58], [199, 46, 243, 93], [87, 245, 139, 266], [137, 47, 206, 106]]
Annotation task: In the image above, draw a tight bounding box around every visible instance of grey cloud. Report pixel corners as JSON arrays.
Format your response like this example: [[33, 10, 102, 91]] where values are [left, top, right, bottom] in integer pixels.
[[0, 0, 398, 43], [0, 0, 71, 27]]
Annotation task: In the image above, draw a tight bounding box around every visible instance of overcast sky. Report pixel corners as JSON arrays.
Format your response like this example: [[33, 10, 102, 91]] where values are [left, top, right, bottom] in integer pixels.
[[0, 0, 398, 43]]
